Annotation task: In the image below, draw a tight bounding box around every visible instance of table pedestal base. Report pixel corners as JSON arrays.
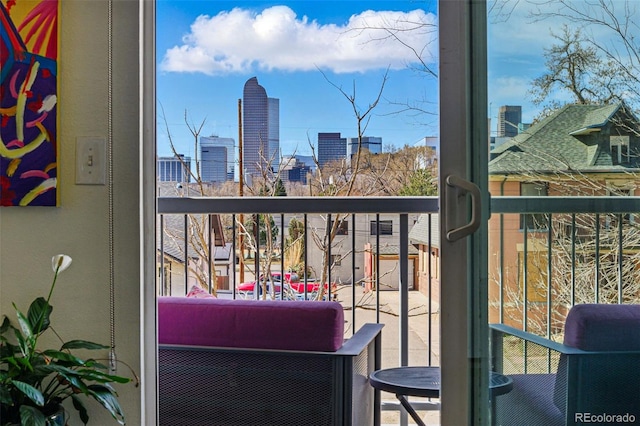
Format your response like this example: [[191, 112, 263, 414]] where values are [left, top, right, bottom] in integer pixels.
[[397, 394, 427, 426]]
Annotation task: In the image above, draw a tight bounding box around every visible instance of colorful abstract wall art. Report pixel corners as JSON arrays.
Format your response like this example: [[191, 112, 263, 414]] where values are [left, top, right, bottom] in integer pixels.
[[1, 0, 58, 206]]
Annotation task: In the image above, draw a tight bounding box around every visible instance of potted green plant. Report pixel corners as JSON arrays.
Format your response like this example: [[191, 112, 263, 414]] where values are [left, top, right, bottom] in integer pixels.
[[0, 255, 135, 425]]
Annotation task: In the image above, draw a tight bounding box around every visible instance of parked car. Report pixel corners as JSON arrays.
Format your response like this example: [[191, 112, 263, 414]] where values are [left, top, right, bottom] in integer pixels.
[[236, 280, 283, 299], [270, 271, 298, 284], [237, 272, 337, 300]]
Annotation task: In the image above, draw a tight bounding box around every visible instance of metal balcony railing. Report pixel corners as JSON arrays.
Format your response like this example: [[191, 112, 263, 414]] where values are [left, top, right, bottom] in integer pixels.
[[490, 196, 640, 387], [157, 195, 640, 423], [157, 196, 438, 344]]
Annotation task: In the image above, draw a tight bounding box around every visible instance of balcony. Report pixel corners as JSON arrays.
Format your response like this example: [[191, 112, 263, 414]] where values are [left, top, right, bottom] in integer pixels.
[[157, 195, 640, 425]]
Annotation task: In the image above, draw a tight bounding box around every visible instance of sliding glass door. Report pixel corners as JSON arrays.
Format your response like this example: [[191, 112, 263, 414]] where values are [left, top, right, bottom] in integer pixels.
[[438, 1, 490, 424]]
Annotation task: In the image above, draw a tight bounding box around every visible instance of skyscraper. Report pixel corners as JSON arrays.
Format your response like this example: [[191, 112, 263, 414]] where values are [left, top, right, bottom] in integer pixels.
[[200, 135, 235, 182], [201, 146, 228, 183], [417, 136, 438, 166], [317, 132, 347, 167], [280, 155, 312, 184], [242, 77, 279, 177], [497, 105, 522, 138], [347, 136, 382, 158], [268, 98, 280, 172], [157, 155, 191, 182]]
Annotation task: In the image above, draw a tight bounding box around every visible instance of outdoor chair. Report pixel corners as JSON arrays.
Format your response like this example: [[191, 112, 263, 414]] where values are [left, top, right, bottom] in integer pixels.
[[490, 304, 640, 426], [158, 297, 383, 426]]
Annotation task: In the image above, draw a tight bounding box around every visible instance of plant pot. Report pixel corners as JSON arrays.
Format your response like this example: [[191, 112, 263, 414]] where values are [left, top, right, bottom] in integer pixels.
[[4, 405, 67, 426], [46, 406, 67, 426]]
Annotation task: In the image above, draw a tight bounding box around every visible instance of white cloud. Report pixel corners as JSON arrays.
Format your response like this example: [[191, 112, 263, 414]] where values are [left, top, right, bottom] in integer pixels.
[[160, 6, 437, 74]]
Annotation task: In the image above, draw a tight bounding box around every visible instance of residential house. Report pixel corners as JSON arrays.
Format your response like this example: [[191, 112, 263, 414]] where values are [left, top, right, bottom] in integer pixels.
[[409, 214, 441, 301], [281, 213, 420, 289], [157, 232, 233, 296], [157, 182, 230, 295], [488, 103, 640, 328]]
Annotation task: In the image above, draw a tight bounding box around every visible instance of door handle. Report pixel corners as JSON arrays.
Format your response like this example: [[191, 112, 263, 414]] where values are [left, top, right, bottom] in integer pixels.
[[445, 175, 481, 242]]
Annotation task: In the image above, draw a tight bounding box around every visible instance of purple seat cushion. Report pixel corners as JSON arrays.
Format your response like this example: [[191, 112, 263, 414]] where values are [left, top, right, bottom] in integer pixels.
[[496, 374, 563, 426], [553, 304, 640, 413], [563, 304, 640, 351], [158, 297, 344, 352]]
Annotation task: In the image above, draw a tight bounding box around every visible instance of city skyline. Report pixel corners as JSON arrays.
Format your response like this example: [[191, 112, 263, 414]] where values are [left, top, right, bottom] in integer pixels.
[[156, 1, 440, 160], [156, 1, 615, 160], [163, 129, 393, 183]]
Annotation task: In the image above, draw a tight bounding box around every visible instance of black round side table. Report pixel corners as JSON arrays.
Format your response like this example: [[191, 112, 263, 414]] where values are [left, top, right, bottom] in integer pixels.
[[369, 366, 513, 426]]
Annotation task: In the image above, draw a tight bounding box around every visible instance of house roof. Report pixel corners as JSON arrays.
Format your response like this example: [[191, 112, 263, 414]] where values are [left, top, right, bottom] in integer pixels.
[[158, 209, 230, 264], [370, 244, 419, 256], [489, 103, 640, 175], [157, 181, 228, 263], [409, 214, 440, 248]]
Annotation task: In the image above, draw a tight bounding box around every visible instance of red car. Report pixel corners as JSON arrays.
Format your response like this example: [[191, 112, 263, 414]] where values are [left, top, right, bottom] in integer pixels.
[[263, 272, 337, 293], [237, 272, 337, 299]]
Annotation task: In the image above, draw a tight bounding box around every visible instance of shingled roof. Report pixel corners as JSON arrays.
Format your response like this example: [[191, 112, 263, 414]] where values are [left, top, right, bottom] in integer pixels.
[[409, 214, 440, 248], [489, 103, 640, 175]]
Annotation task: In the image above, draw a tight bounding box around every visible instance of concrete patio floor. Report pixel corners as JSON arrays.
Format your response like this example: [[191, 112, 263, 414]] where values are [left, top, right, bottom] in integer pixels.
[[335, 286, 441, 425]]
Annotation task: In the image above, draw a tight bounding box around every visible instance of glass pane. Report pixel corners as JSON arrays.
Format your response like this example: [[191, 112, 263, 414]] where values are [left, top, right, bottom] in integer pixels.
[[157, 1, 441, 425], [488, 1, 640, 424]]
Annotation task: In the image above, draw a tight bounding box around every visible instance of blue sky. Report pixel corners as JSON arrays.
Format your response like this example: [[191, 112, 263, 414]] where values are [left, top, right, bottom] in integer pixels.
[[156, 0, 582, 159]]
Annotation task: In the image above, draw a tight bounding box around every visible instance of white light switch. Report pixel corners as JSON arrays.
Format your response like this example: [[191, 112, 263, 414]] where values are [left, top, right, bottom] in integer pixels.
[[76, 137, 106, 185]]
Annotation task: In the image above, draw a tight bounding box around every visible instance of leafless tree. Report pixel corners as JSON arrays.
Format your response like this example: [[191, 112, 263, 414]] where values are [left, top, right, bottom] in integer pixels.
[[343, 7, 438, 123], [525, 1, 640, 119], [159, 106, 221, 296], [303, 69, 390, 300], [528, 25, 630, 124], [233, 140, 295, 300]]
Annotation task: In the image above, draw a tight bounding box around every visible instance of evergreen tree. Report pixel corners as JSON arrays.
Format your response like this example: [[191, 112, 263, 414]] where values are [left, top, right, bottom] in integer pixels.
[[399, 168, 438, 196]]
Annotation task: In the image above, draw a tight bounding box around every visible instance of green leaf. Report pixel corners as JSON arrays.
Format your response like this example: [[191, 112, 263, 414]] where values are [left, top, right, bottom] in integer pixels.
[[61, 340, 109, 351], [0, 384, 12, 404], [13, 328, 31, 359], [3, 354, 21, 369], [71, 394, 90, 425], [75, 368, 131, 384], [20, 404, 47, 426], [27, 297, 52, 334], [35, 363, 79, 379], [42, 350, 86, 366], [57, 372, 90, 394], [0, 339, 21, 358], [14, 356, 34, 373], [87, 384, 126, 424], [0, 315, 12, 334], [13, 305, 34, 343], [13, 380, 45, 406], [82, 359, 110, 370]]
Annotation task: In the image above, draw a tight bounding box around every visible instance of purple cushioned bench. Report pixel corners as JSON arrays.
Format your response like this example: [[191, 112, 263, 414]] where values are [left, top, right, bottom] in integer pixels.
[[158, 297, 345, 351], [491, 304, 640, 426], [158, 297, 383, 426]]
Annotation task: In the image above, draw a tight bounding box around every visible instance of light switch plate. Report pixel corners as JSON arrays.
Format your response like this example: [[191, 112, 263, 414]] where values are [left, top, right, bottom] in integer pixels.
[[76, 137, 106, 185]]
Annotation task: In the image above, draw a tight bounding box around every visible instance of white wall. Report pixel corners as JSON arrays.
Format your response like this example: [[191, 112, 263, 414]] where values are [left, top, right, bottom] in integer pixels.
[[0, 1, 142, 424], [304, 213, 420, 285]]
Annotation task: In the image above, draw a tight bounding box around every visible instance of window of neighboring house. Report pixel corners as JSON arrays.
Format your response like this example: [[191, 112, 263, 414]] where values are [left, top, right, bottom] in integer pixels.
[[520, 182, 549, 230], [517, 250, 548, 304], [330, 254, 342, 267], [331, 220, 348, 235], [370, 220, 393, 235], [610, 135, 630, 165]]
